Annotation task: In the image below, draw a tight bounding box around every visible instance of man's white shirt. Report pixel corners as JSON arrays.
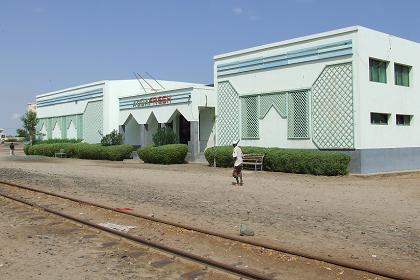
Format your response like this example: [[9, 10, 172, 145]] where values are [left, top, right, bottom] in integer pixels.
[[232, 146, 243, 166]]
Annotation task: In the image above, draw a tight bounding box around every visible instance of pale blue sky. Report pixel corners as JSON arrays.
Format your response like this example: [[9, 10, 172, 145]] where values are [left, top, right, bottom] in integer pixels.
[[1, 0, 419, 134]]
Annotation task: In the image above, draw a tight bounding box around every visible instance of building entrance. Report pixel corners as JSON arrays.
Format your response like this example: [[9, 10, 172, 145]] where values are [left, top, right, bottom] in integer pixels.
[[179, 114, 190, 144]]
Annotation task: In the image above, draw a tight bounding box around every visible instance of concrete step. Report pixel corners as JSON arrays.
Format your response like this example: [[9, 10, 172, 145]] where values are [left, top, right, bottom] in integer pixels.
[[187, 152, 207, 163], [131, 151, 140, 160]]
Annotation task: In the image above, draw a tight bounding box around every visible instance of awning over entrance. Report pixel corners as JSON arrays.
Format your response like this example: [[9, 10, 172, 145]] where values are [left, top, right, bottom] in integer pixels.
[[118, 86, 214, 125], [119, 105, 196, 125]]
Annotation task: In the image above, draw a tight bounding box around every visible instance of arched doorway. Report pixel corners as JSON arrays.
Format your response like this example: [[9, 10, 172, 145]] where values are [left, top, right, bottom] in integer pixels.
[[179, 114, 191, 145]]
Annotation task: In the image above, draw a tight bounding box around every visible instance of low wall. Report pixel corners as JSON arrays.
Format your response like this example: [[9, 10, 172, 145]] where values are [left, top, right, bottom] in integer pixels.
[[348, 147, 420, 174]]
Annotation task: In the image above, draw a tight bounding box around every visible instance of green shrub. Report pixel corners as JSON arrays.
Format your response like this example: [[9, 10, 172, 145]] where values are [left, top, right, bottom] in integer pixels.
[[152, 127, 177, 146], [24, 144, 30, 155], [138, 144, 188, 164], [101, 130, 123, 146], [137, 144, 151, 160], [73, 143, 104, 160], [204, 146, 234, 167], [26, 142, 132, 161], [204, 146, 351, 176], [204, 146, 267, 168], [104, 144, 133, 161], [264, 149, 350, 175], [32, 139, 82, 145], [28, 143, 72, 157], [4, 138, 21, 142]]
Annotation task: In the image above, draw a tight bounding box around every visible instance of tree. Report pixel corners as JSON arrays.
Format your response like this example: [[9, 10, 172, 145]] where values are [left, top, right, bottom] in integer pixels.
[[21, 111, 38, 145], [152, 127, 177, 146], [100, 129, 123, 146], [16, 128, 28, 140]]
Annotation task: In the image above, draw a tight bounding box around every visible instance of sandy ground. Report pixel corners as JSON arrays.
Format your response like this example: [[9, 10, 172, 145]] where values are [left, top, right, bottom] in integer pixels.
[[0, 195, 231, 280], [1, 182, 381, 280], [0, 145, 419, 278]]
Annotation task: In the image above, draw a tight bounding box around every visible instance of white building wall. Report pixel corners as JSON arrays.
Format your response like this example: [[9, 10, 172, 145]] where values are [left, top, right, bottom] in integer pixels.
[[67, 121, 77, 139], [117, 86, 216, 151], [108, 80, 213, 134], [51, 122, 61, 139], [356, 27, 420, 149], [36, 81, 105, 142], [36, 80, 215, 151], [255, 107, 314, 148], [214, 28, 357, 149], [199, 107, 215, 150], [103, 80, 143, 135], [36, 82, 105, 118]]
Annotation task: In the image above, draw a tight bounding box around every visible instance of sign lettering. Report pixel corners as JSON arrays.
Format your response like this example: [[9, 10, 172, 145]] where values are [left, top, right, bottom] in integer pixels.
[[132, 95, 172, 108]]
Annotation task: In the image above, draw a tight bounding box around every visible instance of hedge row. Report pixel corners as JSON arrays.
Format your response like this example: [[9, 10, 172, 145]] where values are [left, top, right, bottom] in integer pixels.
[[32, 139, 82, 145], [204, 146, 351, 176], [25, 143, 133, 161], [3, 138, 23, 143], [138, 144, 188, 164]]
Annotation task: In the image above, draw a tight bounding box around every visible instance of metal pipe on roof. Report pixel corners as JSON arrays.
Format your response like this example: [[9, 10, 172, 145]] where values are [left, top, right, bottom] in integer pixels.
[[137, 72, 157, 92], [145, 72, 165, 90]]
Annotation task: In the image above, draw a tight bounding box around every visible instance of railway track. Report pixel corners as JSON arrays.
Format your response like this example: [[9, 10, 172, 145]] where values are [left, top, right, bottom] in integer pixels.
[[0, 180, 408, 280], [0, 194, 234, 279]]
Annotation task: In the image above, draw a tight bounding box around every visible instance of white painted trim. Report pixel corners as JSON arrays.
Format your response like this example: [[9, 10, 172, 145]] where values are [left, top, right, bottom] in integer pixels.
[[214, 26, 359, 60]]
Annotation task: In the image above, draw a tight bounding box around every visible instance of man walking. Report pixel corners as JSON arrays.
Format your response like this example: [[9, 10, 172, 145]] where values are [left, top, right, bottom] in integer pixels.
[[232, 140, 243, 186], [9, 142, 15, 156]]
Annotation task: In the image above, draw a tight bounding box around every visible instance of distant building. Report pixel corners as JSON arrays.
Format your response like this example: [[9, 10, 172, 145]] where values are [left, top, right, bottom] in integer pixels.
[[35, 80, 216, 160], [27, 102, 37, 113]]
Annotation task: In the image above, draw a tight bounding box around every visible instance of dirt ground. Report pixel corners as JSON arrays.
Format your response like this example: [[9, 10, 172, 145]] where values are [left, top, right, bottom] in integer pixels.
[[0, 195, 232, 280], [0, 145, 419, 278]]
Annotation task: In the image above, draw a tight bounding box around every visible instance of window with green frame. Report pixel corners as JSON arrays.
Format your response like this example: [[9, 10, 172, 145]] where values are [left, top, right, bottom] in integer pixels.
[[394, 63, 410, 87], [369, 58, 388, 83]]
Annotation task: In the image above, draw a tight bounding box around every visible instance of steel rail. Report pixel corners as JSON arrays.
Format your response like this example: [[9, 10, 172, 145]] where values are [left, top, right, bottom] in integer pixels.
[[0, 180, 412, 280], [0, 191, 272, 280]]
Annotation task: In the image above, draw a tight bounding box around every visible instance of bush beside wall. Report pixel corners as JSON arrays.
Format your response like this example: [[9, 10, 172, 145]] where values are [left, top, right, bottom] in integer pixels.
[[104, 144, 134, 161], [204, 146, 267, 168], [25, 143, 132, 161], [23, 144, 30, 155], [32, 139, 82, 145], [138, 144, 188, 164], [28, 143, 77, 157], [264, 149, 351, 176], [204, 146, 351, 176]]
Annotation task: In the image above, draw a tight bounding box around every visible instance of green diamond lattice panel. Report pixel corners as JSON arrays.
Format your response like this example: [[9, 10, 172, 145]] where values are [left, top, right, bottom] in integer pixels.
[[36, 119, 46, 134], [240, 96, 259, 139], [51, 117, 62, 130], [77, 115, 83, 140], [65, 114, 83, 139], [287, 91, 310, 139], [65, 115, 77, 130], [51, 117, 62, 139], [259, 93, 287, 119], [312, 63, 354, 149], [46, 118, 52, 140], [83, 101, 103, 143], [36, 118, 48, 140], [60, 117, 66, 139], [217, 81, 240, 145], [37, 115, 83, 140]]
